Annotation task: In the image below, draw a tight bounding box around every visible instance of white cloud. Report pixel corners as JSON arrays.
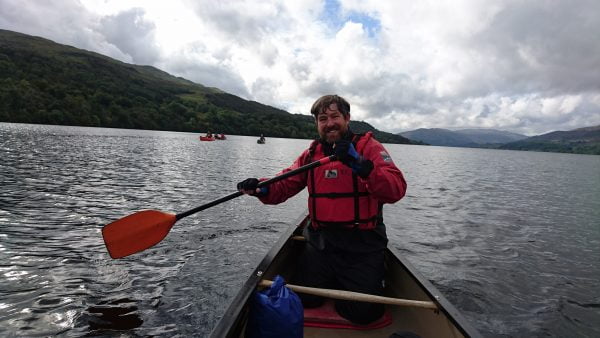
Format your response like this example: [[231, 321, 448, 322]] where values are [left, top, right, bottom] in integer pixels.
[[1, 0, 600, 135]]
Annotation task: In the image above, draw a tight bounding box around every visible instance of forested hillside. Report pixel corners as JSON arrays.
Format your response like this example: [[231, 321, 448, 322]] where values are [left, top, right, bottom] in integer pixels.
[[0, 29, 411, 143], [500, 125, 600, 155]]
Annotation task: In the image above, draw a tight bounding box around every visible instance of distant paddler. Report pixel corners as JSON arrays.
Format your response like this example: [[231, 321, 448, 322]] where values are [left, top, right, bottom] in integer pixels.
[[200, 131, 215, 141]]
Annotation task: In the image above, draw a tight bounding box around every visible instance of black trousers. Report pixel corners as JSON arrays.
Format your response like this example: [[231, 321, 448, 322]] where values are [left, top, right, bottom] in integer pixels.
[[294, 243, 386, 325]]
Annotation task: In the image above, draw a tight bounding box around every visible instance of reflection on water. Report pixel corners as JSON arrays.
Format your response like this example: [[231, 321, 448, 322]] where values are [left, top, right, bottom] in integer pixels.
[[1, 123, 599, 337], [86, 298, 143, 331]]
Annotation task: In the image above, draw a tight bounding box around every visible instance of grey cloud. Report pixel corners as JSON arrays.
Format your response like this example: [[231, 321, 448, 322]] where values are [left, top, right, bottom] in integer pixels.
[[0, 0, 88, 42], [0, 0, 133, 62], [187, 2, 286, 46], [393, 94, 599, 136], [183, 0, 600, 136], [0, 1, 161, 65], [166, 57, 250, 98], [301, 79, 341, 101], [468, 1, 600, 96], [478, 105, 492, 118], [286, 60, 339, 99], [259, 41, 279, 67], [352, 74, 440, 119], [2, 1, 598, 135], [99, 8, 160, 65], [251, 77, 280, 103], [345, 2, 600, 134], [286, 57, 434, 119], [288, 60, 312, 83]]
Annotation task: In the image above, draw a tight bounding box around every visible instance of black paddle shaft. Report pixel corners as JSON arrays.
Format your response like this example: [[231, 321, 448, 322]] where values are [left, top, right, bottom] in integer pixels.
[[175, 155, 337, 220]]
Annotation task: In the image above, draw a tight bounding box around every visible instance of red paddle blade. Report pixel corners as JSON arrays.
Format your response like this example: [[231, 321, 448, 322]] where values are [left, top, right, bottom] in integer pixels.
[[102, 210, 177, 259]]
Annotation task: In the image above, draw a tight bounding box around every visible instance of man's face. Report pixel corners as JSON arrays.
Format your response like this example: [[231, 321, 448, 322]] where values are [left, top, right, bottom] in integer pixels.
[[316, 103, 350, 143]]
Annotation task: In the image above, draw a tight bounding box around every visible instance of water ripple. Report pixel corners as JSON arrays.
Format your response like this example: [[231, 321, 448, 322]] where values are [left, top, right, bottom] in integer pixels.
[[1, 123, 599, 337]]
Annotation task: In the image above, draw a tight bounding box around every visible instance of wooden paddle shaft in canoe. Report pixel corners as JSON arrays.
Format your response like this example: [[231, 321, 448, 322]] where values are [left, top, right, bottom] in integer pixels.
[[258, 280, 438, 310]]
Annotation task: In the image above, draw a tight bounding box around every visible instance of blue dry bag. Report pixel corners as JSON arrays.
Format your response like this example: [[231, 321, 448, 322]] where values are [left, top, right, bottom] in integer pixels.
[[245, 275, 303, 338]]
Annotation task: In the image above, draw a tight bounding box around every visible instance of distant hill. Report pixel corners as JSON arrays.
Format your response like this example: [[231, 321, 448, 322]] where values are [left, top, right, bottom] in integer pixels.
[[454, 129, 527, 144], [400, 128, 476, 147], [0, 29, 411, 144], [398, 128, 526, 147], [500, 125, 600, 155]]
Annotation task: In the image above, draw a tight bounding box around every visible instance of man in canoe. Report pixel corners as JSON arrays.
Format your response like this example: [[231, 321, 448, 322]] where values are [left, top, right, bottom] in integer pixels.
[[237, 94, 407, 325]]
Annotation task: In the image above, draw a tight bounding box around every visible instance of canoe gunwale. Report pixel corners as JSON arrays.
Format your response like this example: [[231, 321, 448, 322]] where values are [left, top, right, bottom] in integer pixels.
[[209, 213, 306, 338], [385, 245, 483, 338]]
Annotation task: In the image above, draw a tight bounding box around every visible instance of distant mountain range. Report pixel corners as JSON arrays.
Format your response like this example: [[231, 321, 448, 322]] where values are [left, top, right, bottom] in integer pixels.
[[400, 126, 600, 155], [399, 128, 527, 147], [0, 29, 411, 144]]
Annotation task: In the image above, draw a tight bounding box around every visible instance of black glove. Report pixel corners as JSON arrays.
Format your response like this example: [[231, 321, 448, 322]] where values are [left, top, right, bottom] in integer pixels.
[[333, 140, 358, 164], [237, 178, 268, 196], [333, 140, 374, 178]]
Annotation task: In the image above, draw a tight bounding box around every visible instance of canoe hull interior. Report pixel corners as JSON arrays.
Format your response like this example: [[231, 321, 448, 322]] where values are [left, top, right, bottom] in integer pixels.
[[210, 215, 480, 338]]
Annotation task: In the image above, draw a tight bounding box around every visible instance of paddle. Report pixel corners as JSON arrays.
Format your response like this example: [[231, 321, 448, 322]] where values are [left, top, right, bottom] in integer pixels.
[[102, 155, 336, 259]]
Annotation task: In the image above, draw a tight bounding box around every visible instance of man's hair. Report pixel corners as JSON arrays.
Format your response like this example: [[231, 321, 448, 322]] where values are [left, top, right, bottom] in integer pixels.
[[310, 95, 350, 118]]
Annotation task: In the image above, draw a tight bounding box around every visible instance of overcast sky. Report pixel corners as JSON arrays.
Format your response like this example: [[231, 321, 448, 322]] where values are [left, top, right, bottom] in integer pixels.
[[2, 0, 600, 135]]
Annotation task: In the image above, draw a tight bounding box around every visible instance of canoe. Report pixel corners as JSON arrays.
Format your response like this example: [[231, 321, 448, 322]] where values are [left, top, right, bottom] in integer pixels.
[[200, 136, 215, 141], [215, 134, 227, 140], [257, 139, 265, 144], [210, 214, 482, 338]]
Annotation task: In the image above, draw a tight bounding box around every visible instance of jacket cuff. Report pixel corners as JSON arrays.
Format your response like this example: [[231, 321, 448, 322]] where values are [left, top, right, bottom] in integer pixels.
[[256, 178, 270, 198]]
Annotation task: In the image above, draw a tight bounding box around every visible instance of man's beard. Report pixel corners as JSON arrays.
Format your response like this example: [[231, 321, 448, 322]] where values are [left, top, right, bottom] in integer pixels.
[[320, 128, 350, 144]]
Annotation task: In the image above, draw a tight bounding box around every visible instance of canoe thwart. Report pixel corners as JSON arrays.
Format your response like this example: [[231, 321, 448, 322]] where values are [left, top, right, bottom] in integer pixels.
[[258, 280, 438, 310]]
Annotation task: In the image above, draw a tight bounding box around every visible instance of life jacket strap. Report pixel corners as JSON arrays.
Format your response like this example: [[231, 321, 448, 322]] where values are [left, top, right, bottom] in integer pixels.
[[312, 215, 380, 228], [309, 192, 369, 198]]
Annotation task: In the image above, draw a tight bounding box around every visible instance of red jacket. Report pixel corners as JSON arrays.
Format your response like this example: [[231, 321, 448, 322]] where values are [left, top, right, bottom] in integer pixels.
[[259, 132, 407, 229]]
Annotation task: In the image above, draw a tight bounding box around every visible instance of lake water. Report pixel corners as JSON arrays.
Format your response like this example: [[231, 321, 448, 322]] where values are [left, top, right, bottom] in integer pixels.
[[1, 123, 599, 337]]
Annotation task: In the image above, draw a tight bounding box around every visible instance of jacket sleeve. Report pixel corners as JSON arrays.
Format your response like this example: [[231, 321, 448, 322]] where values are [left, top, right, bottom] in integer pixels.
[[359, 139, 407, 203], [257, 149, 310, 205]]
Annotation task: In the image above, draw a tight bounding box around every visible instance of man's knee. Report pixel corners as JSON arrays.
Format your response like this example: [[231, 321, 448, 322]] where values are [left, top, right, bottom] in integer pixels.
[[299, 293, 325, 309], [335, 300, 384, 325]]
